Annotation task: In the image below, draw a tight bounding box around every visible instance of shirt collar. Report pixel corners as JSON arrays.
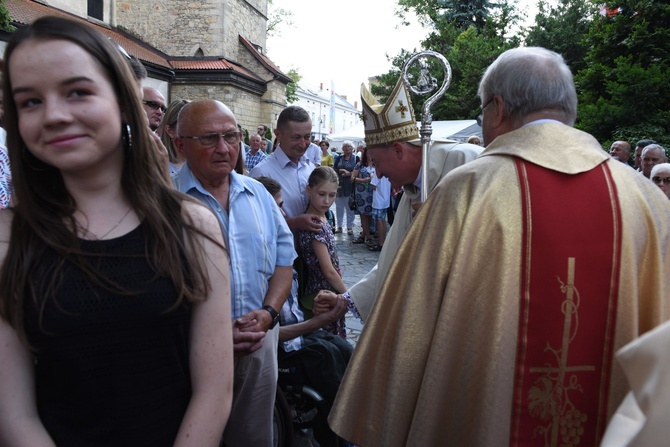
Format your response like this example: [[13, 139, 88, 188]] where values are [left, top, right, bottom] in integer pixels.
[[177, 163, 252, 197], [275, 145, 309, 168]]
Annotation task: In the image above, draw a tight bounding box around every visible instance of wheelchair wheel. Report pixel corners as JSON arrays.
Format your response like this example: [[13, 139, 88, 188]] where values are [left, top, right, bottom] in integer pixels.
[[273, 387, 293, 447]]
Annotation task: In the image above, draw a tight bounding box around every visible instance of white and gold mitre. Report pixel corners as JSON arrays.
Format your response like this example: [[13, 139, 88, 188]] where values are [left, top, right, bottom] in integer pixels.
[[361, 78, 419, 148]]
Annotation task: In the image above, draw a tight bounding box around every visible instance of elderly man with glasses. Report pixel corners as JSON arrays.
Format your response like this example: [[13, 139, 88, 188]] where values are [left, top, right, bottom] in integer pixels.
[[174, 99, 295, 447]]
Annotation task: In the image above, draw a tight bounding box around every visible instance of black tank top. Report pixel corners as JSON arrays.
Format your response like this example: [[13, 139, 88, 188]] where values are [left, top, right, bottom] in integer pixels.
[[24, 223, 192, 446]]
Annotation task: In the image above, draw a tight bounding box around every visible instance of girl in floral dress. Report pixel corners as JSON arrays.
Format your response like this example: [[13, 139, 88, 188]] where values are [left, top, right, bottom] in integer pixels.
[[297, 167, 348, 339]]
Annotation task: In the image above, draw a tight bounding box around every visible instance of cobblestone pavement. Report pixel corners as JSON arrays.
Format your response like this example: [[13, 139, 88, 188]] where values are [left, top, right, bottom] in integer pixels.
[[336, 215, 382, 347]]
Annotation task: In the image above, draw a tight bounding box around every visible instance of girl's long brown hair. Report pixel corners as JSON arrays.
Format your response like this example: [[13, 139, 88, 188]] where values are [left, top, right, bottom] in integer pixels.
[[0, 16, 221, 345]]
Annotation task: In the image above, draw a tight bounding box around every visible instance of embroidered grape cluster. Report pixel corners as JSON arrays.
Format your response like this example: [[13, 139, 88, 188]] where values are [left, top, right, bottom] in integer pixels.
[[559, 408, 587, 446]]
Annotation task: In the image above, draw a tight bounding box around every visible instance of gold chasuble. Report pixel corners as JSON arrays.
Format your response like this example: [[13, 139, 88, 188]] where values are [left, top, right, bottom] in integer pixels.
[[329, 123, 670, 447]]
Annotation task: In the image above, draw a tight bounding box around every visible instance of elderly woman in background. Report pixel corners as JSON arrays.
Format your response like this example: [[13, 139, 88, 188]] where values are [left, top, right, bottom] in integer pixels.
[[159, 99, 190, 177], [651, 163, 670, 199], [333, 140, 358, 235], [467, 135, 481, 146]]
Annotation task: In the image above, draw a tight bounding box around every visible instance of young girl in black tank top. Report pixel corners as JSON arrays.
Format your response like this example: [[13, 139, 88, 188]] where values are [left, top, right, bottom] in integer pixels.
[[0, 17, 233, 446]]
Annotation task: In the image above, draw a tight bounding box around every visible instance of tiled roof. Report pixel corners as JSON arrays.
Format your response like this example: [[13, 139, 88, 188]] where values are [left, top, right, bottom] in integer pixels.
[[239, 35, 291, 83], [169, 57, 263, 82], [4, 0, 289, 85], [5, 0, 172, 69], [171, 59, 237, 70]]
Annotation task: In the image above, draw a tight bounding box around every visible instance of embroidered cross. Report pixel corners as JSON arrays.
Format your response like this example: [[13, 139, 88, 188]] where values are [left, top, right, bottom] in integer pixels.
[[395, 101, 408, 119], [529, 257, 595, 447]]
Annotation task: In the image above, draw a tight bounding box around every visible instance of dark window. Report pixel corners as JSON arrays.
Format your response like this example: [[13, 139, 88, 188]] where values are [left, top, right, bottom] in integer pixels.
[[88, 0, 103, 20]]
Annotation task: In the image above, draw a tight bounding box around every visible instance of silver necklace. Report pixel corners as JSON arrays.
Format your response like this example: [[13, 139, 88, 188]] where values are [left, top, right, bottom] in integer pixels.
[[94, 207, 133, 240]]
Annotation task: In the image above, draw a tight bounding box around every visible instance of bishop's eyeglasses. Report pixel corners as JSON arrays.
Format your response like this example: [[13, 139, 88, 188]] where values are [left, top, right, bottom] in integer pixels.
[[652, 176, 670, 185]]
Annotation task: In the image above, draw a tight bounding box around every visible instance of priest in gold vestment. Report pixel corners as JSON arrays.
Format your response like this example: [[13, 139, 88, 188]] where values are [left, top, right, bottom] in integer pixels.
[[329, 47, 670, 447]]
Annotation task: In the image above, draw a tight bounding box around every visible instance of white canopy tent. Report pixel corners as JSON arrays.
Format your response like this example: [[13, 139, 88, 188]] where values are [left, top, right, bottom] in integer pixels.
[[326, 120, 481, 150], [326, 123, 365, 150]]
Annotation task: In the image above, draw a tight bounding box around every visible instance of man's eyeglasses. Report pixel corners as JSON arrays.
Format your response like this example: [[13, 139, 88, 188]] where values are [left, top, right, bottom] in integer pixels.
[[475, 98, 494, 127], [180, 131, 243, 148], [652, 176, 670, 185], [643, 157, 661, 163], [143, 100, 166, 113]]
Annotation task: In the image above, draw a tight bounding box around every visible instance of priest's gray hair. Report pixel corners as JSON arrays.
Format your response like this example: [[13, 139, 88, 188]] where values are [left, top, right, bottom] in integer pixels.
[[478, 47, 577, 126]]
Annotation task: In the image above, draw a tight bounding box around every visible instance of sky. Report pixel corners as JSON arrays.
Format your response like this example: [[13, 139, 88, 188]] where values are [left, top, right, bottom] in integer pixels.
[[266, 0, 553, 108]]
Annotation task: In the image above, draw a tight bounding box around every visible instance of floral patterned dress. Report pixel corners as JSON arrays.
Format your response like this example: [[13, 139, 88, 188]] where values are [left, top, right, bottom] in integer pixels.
[[297, 221, 346, 339], [0, 145, 12, 209], [354, 163, 374, 216]]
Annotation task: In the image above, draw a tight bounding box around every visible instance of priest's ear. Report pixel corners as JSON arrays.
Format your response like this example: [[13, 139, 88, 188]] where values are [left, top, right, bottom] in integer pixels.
[[390, 141, 406, 159]]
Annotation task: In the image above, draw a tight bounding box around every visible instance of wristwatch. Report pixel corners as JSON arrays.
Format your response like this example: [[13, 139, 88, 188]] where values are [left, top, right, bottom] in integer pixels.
[[262, 305, 279, 329]]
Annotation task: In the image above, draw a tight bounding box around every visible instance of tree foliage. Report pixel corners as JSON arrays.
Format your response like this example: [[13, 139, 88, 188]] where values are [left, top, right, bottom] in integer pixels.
[[524, 0, 594, 74], [575, 0, 670, 147], [370, 0, 670, 150], [266, 0, 293, 38], [397, 0, 497, 31], [285, 68, 302, 104], [375, 0, 521, 121], [0, 0, 14, 32]]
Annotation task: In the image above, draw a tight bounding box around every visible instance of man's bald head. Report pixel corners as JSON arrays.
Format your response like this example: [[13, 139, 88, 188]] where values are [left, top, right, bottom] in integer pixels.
[[609, 141, 631, 164], [141, 87, 166, 131]]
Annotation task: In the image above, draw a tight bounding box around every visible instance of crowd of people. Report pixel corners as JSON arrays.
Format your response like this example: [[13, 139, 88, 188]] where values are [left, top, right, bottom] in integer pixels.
[[1, 14, 669, 447]]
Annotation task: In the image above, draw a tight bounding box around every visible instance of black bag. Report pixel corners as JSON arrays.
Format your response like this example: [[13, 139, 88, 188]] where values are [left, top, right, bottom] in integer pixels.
[[348, 192, 356, 211]]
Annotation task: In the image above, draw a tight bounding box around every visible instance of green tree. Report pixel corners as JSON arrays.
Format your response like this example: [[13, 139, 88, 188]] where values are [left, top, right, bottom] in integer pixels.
[[0, 0, 14, 32], [266, 0, 293, 38], [437, 0, 497, 30], [524, 0, 594, 74], [397, 0, 496, 30], [285, 68, 302, 104], [375, 0, 521, 121], [575, 0, 670, 147]]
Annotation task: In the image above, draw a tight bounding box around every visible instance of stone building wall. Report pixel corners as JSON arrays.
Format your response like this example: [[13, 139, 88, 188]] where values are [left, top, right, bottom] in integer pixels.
[[171, 83, 265, 132], [112, 0, 281, 130], [260, 79, 288, 130], [115, 0, 267, 59]]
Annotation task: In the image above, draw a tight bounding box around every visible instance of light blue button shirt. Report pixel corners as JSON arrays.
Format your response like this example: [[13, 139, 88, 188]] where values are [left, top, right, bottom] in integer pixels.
[[176, 166, 296, 319], [248, 147, 315, 218]]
